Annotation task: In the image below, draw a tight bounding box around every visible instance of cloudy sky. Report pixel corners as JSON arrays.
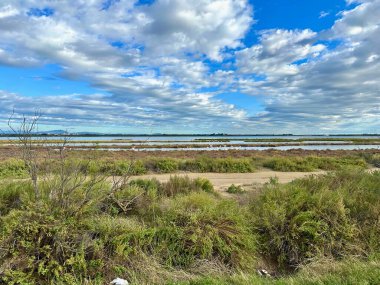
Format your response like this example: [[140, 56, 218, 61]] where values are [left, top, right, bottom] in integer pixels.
[[0, 0, 379, 134]]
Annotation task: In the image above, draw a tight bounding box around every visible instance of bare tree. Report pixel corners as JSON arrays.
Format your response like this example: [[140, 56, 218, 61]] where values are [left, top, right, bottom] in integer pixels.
[[7, 111, 141, 217], [8, 110, 42, 199]]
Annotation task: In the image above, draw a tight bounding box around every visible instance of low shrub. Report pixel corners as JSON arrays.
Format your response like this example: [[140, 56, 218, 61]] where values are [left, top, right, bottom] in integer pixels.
[[148, 158, 180, 173], [226, 184, 245, 194], [0, 182, 33, 215], [263, 156, 367, 172], [151, 192, 257, 269], [250, 169, 380, 271], [81, 159, 147, 176], [160, 176, 214, 197], [0, 159, 28, 178], [183, 157, 254, 173], [0, 208, 103, 284], [263, 157, 316, 172], [364, 153, 380, 167]]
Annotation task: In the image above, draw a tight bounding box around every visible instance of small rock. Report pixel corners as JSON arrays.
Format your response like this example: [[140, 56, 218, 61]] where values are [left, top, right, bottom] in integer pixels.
[[110, 278, 129, 285]]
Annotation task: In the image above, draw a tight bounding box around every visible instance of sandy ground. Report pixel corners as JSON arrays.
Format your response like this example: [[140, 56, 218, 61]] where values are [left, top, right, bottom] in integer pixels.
[[131, 170, 325, 191]]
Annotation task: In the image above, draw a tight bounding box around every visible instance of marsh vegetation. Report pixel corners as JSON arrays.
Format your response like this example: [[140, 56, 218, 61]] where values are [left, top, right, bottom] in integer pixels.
[[0, 169, 379, 284], [0, 117, 379, 284]]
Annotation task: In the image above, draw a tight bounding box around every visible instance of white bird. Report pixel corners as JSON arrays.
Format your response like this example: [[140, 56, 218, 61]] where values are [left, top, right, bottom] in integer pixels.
[[110, 278, 129, 285]]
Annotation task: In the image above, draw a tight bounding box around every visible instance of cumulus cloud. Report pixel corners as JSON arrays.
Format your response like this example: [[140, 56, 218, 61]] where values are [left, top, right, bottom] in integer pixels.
[[0, 0, 253, 132], [0, 0, 380, 133], [236, 29, 326, 76], [237, 0, 380, 133]]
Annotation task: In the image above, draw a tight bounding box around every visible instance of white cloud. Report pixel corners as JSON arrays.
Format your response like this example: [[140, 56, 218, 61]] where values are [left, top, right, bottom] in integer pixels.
[[236, 0, 380, 133], [0, 0, 253, 132], [236, 29, 326, 77], [319, 11, 330, 18], [1, 0, 380, 133]]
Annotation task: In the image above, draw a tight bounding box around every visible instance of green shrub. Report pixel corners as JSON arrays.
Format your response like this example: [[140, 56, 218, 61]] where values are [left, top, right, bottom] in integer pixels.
[[226, 184, 245, 194], [263, 157, 316, 172], [250, 169, 380, 271], [84, 160, 147, 176], [183, 157, 254, 173], [194, 178, 214, 193], [151, 193, 256, 269], [160, 176, 214, 197], [149, 159, 179, 173], [0, 182, 33, 215], [263, 156, 367, 172], [364, 153, 380, 167], [0, 159, 28, 178], [114, 160, 147, 175], [0, 208, 103, 284], [129, 178, 161, 192]]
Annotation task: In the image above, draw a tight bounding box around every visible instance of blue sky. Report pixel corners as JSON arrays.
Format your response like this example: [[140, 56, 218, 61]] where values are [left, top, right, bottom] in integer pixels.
[[0, 0, 379, 134]]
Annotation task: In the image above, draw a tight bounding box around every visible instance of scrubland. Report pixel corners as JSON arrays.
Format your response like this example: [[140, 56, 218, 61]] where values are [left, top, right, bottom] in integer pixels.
[[0, 152, 376, 179], [0, 164, 379, 284]]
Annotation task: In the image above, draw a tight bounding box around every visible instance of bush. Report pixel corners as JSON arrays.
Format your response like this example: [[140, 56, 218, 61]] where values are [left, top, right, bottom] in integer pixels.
[[364, 153, 380, 167], [0, 182, 33, 215], [79, 159, 147, 176], [0, 159, 28, 178], [149, 159, 179, 173], [250, 169, 380, 271], [263, 157, 316, 172], [160, 176, 214, 197], [0, 208, 103, 284], [194, 178, 214, 193], [263, 156, 367, 172], [150, 193, 257, 269], [183, 157, 254, 173], [226, 184, 245, 194]]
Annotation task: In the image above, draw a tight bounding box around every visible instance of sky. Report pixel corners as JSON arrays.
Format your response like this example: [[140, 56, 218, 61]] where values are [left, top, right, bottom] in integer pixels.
[[0, 0, 379, 134]]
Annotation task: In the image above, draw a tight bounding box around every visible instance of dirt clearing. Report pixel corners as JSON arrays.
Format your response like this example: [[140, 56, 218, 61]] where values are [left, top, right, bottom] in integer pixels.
[[131, 170, 325, 192]]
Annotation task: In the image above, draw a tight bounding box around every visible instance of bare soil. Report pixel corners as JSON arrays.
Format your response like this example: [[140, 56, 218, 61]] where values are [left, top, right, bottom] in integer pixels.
[[130, 170, 325, 192]]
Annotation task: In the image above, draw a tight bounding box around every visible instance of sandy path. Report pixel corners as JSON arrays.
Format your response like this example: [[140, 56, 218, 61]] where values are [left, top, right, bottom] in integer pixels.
[[131, 170, 325, 191]]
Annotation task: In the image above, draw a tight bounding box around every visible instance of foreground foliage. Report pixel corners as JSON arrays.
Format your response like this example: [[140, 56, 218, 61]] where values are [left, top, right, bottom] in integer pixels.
[[0, 170, 379, 284]]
